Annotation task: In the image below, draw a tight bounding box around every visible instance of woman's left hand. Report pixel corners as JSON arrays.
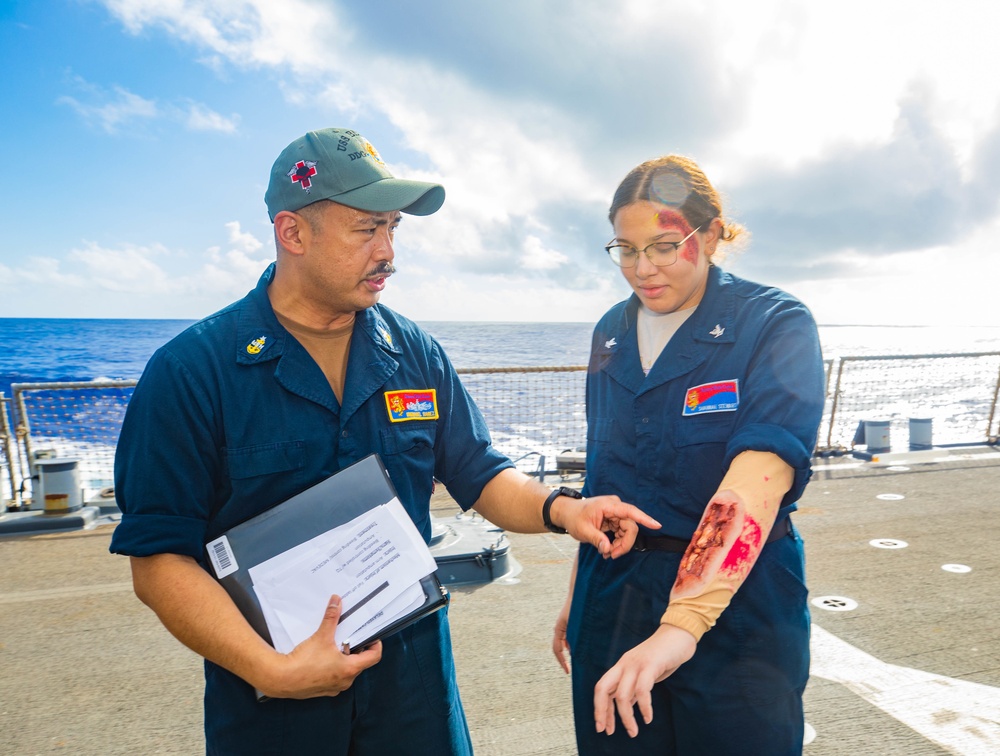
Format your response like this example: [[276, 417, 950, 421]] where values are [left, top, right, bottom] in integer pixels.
[[593, 624, 697, 737]]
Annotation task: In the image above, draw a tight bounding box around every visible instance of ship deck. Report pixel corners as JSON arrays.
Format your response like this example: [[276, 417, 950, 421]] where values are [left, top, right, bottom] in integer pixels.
[[2, 447, 999, 754]]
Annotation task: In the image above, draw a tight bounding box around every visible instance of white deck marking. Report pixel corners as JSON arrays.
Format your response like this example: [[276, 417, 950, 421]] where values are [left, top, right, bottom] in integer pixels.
[[811, 624, 1000, 753]]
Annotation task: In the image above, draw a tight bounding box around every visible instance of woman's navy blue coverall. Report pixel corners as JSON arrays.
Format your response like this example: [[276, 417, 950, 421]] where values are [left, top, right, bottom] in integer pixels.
[[568, 265, 825, 755]]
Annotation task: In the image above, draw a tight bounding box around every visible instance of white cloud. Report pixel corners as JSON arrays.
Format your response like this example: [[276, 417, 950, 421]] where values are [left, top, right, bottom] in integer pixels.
[[0, 224, 272, 317], [69, 241, 174, 292], [1, 255, 88, 288], [709, 0, 1000, 175], [80, 0, 1000, 326], [184, 102, 240, 133], [519, 236, 570, 271], [58, 75, 242, 136], [224, 220, 262, 250], [384, 269, 628, 324], [102, 0, 344, 72], [58, 84, 158, 134], [781, 213, 1000, 327]]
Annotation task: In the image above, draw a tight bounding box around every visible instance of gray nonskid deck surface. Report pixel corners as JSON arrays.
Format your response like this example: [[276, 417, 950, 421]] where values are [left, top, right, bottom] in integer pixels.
[[1, 454, 998, 755]]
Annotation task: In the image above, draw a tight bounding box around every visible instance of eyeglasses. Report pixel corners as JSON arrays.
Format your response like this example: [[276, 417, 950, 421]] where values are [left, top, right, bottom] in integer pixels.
[[605, 224, 704, 268]]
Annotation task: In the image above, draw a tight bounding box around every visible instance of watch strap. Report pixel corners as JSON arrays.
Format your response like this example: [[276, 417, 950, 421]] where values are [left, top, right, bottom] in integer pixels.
[[542, 486, 582, 534]]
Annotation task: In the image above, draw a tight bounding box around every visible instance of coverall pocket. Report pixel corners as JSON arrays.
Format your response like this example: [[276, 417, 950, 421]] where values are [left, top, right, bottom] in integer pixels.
[[378, 425, 436, 455], [674, 413, 735, 446], [673, 416, 734, 503], [224, 441, 306, 510], [585, 418, 630, 493], [226, 441, 306, 479], [377, 426, 437, 514], [758, 538, 808, 603], [728, 545, 811, 701], [586, 418, 614, 444], [409, 610, 458, 718]]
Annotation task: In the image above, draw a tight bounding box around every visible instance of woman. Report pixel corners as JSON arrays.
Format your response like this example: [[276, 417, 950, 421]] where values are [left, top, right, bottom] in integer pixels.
[[552, 155, 825, 755]]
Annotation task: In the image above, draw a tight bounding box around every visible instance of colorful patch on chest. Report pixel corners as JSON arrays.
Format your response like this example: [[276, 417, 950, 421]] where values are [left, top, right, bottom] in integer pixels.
[[683, 380, 739, 415], [384, 389, 439, 422]]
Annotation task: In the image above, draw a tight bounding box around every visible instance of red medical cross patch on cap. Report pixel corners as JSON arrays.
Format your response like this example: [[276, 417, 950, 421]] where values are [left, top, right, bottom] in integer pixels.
[[288, 160, 318, 192]]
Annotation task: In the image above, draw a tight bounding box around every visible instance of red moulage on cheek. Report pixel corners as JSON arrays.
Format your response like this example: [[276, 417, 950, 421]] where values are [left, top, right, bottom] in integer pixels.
[[655, 209, 690, 235], [680, 237, 699, 265], [656, 209, 700, 265]]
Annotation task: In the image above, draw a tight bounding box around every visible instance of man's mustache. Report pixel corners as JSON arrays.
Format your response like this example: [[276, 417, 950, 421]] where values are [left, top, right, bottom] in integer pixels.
[[365, 262, 396, 278]]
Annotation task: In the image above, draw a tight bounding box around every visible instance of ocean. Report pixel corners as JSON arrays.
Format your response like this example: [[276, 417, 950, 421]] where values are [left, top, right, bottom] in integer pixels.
[[2, 318, 999, 498], [3, 318, 1000, 398]]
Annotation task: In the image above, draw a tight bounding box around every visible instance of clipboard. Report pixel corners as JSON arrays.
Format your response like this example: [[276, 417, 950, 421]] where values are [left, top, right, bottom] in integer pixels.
[[205, 454, 448, 653]]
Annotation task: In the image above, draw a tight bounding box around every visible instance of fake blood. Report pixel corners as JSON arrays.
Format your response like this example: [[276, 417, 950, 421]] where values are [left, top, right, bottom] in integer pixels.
[[680, 238, 699, 265], [655, 208, 690, 234], [675, 500, 736, 590], [655, 208, 699, 264], [674, 503, 765, 592], [721, 515, 762, 574]]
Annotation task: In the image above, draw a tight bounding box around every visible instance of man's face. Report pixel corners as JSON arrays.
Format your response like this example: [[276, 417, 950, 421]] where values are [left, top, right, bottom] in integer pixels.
[[299, 202, 401, 318]]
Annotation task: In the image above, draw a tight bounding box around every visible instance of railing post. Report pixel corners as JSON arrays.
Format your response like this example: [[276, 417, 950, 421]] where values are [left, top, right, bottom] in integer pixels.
[[988, 360, 1000, 443], [10, 380, 138, 501], [13, 386, 36, 479], [1, 392, 20, 506], [825, 358, 845, 451]]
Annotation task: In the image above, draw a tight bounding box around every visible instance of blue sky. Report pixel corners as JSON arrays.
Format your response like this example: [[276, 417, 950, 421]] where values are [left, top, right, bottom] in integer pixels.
[[2, 0, 1000, 325]]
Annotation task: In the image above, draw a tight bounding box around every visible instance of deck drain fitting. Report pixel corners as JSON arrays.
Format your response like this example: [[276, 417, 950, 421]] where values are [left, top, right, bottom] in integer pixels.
[[870, 538, 908, 549], [876, 493, 906, 501], [941, 564, 972, 573], [811, 595, 858, 612]]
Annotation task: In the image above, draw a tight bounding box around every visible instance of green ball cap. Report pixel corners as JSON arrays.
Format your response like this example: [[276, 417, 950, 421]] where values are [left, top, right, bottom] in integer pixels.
[[264, 127, 445, 221]]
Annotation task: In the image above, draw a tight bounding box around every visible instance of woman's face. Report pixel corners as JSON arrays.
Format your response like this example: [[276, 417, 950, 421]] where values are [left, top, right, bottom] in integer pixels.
[[612, 200, 716, 314]]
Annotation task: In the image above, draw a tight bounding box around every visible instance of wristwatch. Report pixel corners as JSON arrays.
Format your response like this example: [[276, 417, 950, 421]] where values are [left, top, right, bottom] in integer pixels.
[[542, 486, 583, 534]]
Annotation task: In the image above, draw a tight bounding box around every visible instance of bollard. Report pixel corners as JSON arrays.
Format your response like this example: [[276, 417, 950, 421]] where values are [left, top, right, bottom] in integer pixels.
[[864, 420, 891, 454], [909, 418, 933, 450], [35, 458, 83, 514]]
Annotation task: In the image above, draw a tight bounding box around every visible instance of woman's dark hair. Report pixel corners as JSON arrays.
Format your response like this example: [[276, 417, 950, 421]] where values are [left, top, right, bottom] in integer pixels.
[[608, 155, 746, 251]]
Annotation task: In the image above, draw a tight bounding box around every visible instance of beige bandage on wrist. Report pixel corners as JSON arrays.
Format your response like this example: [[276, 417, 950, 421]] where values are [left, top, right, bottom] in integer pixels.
[[660, 451, 794, 642]]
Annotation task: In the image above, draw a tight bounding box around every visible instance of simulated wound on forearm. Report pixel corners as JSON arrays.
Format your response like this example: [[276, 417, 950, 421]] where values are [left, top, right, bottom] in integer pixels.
[[661, 451, 793, 641]]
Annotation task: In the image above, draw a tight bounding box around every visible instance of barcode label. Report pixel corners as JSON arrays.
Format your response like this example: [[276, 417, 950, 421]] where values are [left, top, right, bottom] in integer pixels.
[[207, 535, 238, 578]]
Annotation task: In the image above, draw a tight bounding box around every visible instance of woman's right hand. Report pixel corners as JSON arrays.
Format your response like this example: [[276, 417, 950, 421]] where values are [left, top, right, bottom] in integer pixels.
[[551, 598, 572, 674], [593, 623, 697, 737]]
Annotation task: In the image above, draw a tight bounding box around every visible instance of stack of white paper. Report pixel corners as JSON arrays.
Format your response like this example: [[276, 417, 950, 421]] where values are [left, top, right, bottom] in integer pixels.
[[248, 497, 437, 652]]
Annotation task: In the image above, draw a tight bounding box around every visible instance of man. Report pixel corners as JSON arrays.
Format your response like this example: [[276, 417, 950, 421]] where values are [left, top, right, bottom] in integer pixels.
[[110, 127, 658, 755]]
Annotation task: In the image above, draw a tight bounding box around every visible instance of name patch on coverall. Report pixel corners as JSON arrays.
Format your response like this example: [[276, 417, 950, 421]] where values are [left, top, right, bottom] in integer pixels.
[[385, 389, 439, 422], [683, 380, 740, 415]]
